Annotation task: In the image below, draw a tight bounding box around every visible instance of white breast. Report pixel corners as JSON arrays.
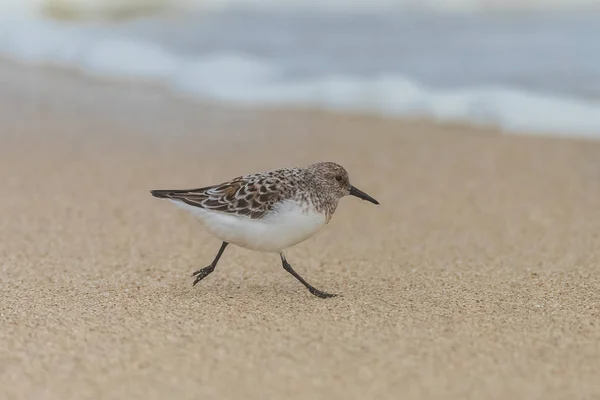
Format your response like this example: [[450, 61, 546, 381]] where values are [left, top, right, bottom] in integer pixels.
[[169, 199, 327, 253]]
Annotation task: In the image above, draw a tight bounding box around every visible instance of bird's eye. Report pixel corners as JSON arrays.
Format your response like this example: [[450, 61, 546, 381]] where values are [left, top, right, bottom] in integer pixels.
[[335, 175, 343, 182]]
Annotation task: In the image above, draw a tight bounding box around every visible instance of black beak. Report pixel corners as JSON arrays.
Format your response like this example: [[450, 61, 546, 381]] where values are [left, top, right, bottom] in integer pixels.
[[349, 185, 379, 205]]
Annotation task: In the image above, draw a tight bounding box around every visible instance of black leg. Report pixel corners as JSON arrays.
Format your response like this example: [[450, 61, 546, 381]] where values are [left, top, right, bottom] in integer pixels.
[[192, 242, 228, 286], [280, 254, 336, 298]]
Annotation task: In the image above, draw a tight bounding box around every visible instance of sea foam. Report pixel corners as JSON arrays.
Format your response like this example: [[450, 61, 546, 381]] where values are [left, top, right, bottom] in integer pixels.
[[1, 1, 600, 137]]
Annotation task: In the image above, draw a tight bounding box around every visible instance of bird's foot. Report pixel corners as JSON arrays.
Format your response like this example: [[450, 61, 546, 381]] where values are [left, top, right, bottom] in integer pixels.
[[308, 287, 337, 299], [191, 265, 215, 286]]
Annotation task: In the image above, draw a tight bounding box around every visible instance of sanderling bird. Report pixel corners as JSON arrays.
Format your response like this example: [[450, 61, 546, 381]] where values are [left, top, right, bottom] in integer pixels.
[[150, 162, 379, 298]]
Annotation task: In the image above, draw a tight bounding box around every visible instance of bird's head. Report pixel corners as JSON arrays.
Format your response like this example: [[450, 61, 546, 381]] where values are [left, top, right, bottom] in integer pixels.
[[308, 162, 379, 205]]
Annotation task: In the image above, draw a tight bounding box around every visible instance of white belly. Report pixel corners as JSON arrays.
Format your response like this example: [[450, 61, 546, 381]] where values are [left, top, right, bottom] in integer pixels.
[[170, 199, 327, 253]]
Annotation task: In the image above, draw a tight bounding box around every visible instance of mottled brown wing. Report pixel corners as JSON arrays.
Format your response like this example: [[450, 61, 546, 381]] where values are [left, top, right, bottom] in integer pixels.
[[150, 174, 283, 219]]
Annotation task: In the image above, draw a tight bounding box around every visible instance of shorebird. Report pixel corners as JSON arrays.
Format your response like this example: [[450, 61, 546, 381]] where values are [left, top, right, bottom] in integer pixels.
[[150, 162, 379, 298]]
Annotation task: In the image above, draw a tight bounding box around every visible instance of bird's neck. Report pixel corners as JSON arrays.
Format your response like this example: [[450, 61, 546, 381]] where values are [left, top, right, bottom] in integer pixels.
[[301, 172, 338, 221]]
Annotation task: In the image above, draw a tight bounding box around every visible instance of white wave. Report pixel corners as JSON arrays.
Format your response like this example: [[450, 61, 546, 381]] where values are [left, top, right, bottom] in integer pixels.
[[171, 58, 600, 136], [3, 0, 600, 20], [2, 21, 599, 138], [1, 9, 600, 138]]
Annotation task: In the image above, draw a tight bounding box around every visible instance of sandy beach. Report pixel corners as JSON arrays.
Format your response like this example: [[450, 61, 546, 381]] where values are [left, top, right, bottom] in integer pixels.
[[1, 60, 600, 399]]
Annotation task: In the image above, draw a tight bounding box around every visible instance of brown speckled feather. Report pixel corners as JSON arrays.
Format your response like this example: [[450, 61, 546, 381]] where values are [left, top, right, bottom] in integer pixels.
[[150, 168, 306, 219]]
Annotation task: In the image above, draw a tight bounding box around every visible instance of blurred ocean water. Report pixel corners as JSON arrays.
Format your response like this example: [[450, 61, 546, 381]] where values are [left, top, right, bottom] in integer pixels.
[[2, 0, 600, 136]]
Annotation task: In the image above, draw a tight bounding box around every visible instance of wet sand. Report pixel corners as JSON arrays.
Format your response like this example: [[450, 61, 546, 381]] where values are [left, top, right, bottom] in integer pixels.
[[1, 60, 600, 400]]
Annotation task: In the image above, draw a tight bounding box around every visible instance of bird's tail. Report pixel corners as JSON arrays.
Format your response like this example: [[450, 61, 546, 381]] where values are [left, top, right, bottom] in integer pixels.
[[150, 189, 180, 199]]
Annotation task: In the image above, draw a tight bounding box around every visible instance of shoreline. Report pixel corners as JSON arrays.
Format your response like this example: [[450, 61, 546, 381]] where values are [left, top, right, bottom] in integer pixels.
[[2, 56, 599, 142], [2, 60, 600, 400]]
